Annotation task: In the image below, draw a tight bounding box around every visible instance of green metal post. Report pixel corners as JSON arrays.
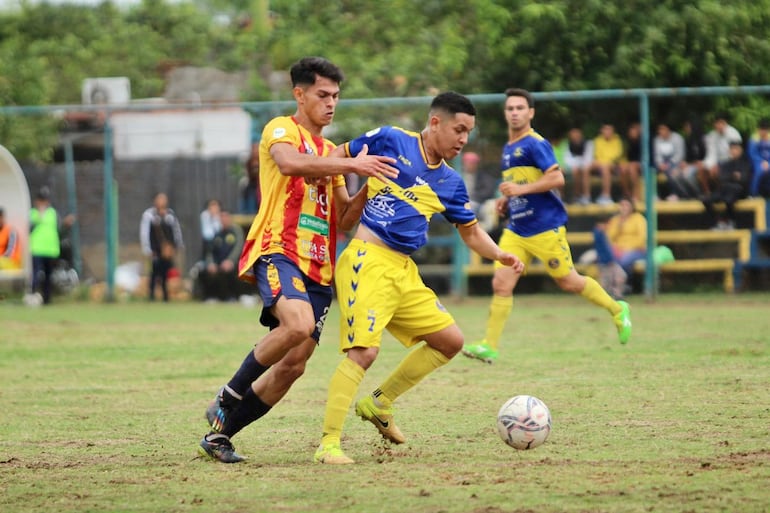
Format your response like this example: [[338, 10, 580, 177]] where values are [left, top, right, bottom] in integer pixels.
[[639, 94, 658, 300], [103, 119, 115, 302], [63, 140, 82, 277]]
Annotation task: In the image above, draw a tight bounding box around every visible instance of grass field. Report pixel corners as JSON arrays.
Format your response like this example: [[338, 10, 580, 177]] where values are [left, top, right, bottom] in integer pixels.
[[1, 293, 769, 513]]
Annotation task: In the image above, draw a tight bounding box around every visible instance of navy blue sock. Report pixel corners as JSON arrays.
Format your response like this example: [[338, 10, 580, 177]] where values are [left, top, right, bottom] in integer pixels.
[[221, 387, 273, 438], [225, 350, 270, 400]]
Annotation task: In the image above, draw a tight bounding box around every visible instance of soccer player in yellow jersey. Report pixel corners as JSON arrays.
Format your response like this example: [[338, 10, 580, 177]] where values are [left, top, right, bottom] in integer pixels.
[[313, 92, 525, 465], [462, 88, 632, 366], [199, 57, 399, 463]]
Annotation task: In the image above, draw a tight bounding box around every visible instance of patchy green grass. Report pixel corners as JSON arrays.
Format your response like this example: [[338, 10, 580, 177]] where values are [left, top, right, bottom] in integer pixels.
[[1, 293, 769, 513]]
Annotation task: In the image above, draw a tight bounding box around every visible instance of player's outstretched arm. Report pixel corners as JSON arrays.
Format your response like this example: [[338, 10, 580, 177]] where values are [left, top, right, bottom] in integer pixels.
[[271, 142, 398, 180], [457, 222, 524, 272]]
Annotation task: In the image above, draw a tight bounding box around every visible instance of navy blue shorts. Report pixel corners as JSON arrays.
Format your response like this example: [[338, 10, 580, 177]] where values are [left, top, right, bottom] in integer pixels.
[[253, 254, 332, 341]]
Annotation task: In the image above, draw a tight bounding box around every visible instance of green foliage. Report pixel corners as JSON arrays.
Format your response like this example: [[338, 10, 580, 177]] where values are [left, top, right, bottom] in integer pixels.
[[2, 0, 770, 159]]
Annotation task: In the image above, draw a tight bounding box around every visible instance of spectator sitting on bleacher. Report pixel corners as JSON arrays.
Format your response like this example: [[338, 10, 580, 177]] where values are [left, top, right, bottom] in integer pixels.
[[748, 117, 770, 198], [592, 197, 647, 299], [700, 112, 742, 198], [0, 207, 22, 270], [564, 127, 593, 204], [654, 121, 699, 200], [585, 123, 624, 205], [681, 118, 707, 196], [200, 198, 222, 260], [197, 210, 244, 302], [619, 122, 643, 204], [703, 140, 752, 230]]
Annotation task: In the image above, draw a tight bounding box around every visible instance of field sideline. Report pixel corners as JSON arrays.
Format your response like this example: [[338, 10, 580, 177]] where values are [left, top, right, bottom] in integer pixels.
[[1, 293, 769, 513]]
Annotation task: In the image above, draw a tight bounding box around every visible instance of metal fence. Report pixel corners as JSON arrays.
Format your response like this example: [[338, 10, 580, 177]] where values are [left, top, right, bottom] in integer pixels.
[[3, 85, 770, 300]]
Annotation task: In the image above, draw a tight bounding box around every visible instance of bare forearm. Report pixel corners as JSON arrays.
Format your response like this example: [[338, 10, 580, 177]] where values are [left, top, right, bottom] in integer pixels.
[[337, 184, 369, 231], [517, 170, 564, 195], [459, 223, 505, 262]]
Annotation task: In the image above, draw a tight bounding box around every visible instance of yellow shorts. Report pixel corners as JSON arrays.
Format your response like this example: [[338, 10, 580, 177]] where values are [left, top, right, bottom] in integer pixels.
[[494, 226, 575, 279], [335, 239, 455, 351]]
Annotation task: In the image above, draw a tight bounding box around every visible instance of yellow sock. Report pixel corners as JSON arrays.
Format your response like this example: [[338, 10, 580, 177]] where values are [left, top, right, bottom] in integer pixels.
[[580, 276, 621, 316], [376, 345, 450, 405], [320, 357, 365, 447], [484, 295, 513, 350]]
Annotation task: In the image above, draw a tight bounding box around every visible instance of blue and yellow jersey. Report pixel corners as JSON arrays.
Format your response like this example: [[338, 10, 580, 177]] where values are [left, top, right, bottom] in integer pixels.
[[502, 129, 567, 237], [344, 126, 477, 255], [239, 116, 345, 286]]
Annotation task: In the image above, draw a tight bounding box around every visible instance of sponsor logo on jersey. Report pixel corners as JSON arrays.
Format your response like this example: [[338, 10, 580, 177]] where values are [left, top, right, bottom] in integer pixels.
[[299, 213, 329, 235]]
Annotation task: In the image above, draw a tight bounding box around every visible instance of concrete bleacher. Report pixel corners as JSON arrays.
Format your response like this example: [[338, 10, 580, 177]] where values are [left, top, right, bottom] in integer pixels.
[[465, 198, 770, 293]]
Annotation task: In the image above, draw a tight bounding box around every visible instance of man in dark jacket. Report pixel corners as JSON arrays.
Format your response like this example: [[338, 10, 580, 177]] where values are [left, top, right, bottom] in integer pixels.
[[703, 140, 753, 230], [198, 210, 244, 301]]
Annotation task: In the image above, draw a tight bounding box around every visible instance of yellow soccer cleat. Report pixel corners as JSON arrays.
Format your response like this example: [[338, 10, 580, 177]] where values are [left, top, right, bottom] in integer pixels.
[[355, 395, 406, 444], [313, 443, 354, 465]]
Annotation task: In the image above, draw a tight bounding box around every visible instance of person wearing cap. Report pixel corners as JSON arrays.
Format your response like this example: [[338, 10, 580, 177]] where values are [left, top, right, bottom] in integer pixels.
[[703, 140, 752, 230], [748, 118, 770, 198], [29, 187, 61, 304]]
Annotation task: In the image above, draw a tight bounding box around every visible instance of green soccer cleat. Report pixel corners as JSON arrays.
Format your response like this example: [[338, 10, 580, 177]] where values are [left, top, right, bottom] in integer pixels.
[[198, 434, 246, 463], [314, 443, 354, 465], [614, 300, 632, 345], [461, 341, 498, 364], [355, 395, 406, 444]]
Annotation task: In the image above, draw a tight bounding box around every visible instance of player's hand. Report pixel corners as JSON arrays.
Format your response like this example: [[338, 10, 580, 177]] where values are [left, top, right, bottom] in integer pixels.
[[495, 196, 508, 216], [304, 176, 331, 186], [499, 182, 523, 197], [497, 251, 524, 273], [353, 144, 399, 181]]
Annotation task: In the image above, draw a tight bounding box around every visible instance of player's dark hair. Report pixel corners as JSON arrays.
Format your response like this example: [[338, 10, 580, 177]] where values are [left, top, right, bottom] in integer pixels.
[[505, 88, 534, 108], [290, 57, 344, 88], [430, 91, 476, 117]]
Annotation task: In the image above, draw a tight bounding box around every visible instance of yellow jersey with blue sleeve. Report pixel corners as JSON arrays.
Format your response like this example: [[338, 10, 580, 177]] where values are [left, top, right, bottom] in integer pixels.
[[344, 126, 477, 254], [502, 128, 568, 237], [238, 115, 345, 287]]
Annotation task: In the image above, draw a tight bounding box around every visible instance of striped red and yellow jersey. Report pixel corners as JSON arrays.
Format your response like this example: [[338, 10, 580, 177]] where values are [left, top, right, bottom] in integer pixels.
[[239, 116, 346, 286]]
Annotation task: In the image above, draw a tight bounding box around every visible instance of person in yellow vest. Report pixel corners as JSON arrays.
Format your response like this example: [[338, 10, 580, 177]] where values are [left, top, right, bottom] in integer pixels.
[[0, 207, 22, 270], [29, 187, 61, 304]]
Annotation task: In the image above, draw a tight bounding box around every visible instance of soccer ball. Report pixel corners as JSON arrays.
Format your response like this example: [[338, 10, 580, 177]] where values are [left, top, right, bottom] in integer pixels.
[[496, 395, 552, 450]]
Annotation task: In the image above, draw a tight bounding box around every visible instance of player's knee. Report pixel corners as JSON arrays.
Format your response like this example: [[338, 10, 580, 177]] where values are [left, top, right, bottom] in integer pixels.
[[444, 333, 464, 357], [555, 275, 582, 293], [427, 327, 464, 358], [284, 319, 316, 344], [347, 346, 378, 370]]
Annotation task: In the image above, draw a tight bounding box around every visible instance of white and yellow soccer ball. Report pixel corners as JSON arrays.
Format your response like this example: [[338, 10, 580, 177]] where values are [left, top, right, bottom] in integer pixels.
[[496, 395, 552, 450]]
